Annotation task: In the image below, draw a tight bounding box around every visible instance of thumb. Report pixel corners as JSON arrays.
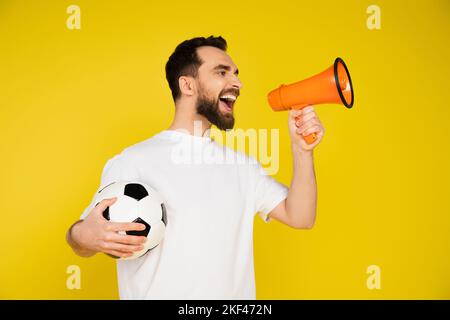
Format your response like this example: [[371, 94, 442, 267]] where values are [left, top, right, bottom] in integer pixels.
[[93, 197, 117, 215]]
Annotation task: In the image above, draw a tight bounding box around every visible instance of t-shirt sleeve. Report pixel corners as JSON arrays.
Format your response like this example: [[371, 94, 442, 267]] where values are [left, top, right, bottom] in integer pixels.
[[79, 153, 139, 220], [253, 161, 289, 223]]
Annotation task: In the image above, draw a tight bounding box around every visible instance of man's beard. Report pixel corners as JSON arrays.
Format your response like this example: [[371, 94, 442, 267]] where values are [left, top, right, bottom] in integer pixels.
[[196, 91, 235, 131]]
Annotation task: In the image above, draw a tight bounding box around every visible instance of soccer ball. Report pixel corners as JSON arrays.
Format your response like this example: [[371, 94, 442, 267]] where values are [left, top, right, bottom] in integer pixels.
[[92, 181, 168, 260]]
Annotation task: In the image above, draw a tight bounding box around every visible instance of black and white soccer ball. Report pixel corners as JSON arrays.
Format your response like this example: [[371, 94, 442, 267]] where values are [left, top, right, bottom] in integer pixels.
[[93, 181, 168, 260]]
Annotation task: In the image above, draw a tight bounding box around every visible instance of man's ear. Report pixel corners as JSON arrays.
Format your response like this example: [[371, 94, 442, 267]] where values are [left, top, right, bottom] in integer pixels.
[[178, 76, 196, 97]]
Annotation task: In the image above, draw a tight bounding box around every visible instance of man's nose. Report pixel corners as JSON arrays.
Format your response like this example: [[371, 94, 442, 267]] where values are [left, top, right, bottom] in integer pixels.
[[231, 76, 243, 90]]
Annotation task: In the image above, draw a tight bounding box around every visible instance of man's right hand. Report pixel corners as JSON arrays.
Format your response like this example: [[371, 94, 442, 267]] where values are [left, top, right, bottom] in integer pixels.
[[68, 197, 147, 259]]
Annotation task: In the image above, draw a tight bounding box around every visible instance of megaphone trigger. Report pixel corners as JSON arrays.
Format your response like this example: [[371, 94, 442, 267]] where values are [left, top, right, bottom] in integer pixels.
[[304, 133, 317, 144]]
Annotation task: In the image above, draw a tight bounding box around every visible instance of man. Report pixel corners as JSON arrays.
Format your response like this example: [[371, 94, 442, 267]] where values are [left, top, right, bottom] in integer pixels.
[[66, 36, 324, 299]]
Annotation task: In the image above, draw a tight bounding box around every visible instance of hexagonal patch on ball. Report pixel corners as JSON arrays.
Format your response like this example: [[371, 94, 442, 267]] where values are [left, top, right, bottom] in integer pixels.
[[124, 183, 149, 201]]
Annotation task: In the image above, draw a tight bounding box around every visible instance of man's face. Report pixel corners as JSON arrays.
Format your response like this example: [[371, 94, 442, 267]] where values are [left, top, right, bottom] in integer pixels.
[[194, 46, 243, 131]]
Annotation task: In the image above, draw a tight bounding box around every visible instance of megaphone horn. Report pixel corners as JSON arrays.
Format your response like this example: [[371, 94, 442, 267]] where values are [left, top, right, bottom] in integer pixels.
[[267, 57, 354, 144]]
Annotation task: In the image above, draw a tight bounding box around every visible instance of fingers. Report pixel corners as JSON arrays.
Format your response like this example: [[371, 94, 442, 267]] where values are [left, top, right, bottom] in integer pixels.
[[93, 197, 117, 215], [289, 109, 303, 118], [295, 106, 324, 136], [98, 232, 147, 258], [296, 111, 317, 124], [104, 250, 133, 259], [301, 105, 315, 114], [290, 106, 314, 119], [299, 125, 323, 137], [297, 119, 322, 134], [101, 241, 144, 254], [106, 232, 147, 245], [105, 221, 147, 232]]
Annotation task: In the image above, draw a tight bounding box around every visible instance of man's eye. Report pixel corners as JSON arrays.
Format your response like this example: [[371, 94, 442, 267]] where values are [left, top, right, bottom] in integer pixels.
[[219, 71, 226, 76]]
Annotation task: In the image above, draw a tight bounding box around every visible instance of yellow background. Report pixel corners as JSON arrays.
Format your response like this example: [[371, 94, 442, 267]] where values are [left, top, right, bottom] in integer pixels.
[[0, 0, 449, 299]]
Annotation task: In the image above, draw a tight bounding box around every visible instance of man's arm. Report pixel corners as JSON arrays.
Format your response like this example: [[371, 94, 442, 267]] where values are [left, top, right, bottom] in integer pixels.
[[268, 106, 324, 229], [66, 220, 97, 257], [268, 149, 316, 229]]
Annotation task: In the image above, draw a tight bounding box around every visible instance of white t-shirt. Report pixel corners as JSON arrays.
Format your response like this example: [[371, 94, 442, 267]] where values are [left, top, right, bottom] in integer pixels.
[[80, 129, 288, 299]]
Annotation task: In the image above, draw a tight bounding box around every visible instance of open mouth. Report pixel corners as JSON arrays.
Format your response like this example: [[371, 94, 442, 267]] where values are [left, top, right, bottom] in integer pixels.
[[219, 95, 237, 113]]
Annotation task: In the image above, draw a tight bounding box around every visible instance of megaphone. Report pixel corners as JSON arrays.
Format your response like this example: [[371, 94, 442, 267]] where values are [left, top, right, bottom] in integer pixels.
[[267, 57, 354, 144]]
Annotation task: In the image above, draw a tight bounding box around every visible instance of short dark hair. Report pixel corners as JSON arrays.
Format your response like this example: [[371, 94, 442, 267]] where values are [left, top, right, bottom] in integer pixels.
[[165, 36, 227, 102]]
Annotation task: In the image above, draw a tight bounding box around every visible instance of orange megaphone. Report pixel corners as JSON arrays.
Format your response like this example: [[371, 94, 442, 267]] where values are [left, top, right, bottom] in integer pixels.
[[267, 57, 354, 144]]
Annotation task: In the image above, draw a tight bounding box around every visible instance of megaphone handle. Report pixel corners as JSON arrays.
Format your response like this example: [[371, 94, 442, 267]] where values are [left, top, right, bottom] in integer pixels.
[[293, 105, 317, 145], [303, 132, 317, 144]]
